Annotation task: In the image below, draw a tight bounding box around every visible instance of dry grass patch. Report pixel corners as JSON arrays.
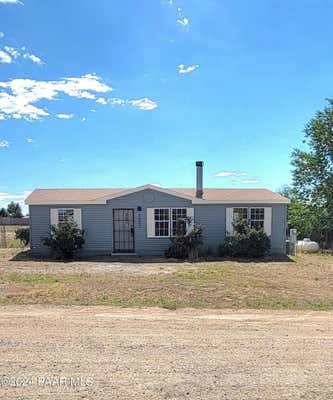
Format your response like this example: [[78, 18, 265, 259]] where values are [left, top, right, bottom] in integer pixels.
[[0, 226, 27, 248], [0, 251, 333, 310]]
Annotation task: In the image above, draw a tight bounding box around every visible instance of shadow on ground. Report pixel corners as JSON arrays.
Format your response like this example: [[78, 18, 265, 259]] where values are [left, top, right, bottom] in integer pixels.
[[9, 250, 294, 264]]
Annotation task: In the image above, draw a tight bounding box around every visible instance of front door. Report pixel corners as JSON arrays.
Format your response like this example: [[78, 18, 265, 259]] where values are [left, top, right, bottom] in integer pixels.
[[113, 208, 135, 253]]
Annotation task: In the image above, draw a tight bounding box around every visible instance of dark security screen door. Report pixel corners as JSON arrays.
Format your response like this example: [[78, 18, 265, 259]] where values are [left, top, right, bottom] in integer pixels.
[[113, 209, 135, 253]]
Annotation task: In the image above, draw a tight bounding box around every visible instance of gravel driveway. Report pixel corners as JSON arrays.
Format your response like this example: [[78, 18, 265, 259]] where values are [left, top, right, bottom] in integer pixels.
[[0, 306, 332, 399]]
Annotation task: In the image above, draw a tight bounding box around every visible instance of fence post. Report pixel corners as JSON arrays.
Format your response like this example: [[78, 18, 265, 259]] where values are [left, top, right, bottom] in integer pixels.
[[0, 225, 6, 248], [290, 228, 297, 256]]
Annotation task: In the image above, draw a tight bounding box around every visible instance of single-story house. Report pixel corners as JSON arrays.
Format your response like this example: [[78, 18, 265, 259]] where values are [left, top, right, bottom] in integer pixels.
[[25, 162, 290, 256]]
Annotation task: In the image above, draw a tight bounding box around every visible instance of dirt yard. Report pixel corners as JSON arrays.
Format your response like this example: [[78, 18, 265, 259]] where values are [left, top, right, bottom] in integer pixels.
[[0, 249, 333, 310], [0, 248, 193, 275], [0, 306, 332, 399], [1, 251, 332, 398]]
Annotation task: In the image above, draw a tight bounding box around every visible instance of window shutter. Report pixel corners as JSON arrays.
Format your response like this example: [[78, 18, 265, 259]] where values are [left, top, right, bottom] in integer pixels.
[[226, 207, 234, 236], [186, 207, 194, 233], [50, 209, 58, 227], [147, 208, 155, 238], [264, 207, 272, 236], [73, 208, 82, 229]]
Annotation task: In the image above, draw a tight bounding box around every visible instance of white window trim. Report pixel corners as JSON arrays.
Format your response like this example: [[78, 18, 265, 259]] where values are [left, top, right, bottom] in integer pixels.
[[248, 207, 265, 230], [147, 207, 194, 238], [154, 207, 170, 238], [171, 208, 188, 237]]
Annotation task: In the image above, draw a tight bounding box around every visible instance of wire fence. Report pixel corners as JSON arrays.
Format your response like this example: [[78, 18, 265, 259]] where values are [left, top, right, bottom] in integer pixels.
[[0, 217, 29, 226], [0, 218, 29, 248]]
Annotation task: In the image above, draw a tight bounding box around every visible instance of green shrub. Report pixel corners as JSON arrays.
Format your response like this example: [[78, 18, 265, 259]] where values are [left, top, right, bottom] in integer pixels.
[[15, 227, 30, 246], [219, 221, 271, 258], [165, 217, 203, 261], [42, 220, 85, 259]]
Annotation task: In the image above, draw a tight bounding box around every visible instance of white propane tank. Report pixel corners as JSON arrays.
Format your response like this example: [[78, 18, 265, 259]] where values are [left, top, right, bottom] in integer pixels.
[[297, 240, 304, 252], [297, 238, 320, 253]]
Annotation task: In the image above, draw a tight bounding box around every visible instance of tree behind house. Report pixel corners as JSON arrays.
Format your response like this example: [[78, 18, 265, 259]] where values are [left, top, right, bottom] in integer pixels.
[[290, 99, 333, 247], [0, 208, 9, 217], [7, 202, 23, 218]]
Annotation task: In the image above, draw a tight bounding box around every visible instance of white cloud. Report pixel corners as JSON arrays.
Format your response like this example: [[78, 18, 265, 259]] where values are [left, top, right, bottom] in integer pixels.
[[0, 192, 27, 200], [56, 113, 74, 119], [109, 98, 126, 106], [0, 45, 43, 64], [90, 109, 96, 112], [214, 171, 248, 177], [0, 32, 4, 38], [0, 139, 9, 147], [0, 50, 11, 63], [0, 75, 157, 116], [129, 98, 157, 111], [23, 53, 42, 64], [81, 117, 86, 122], [178, 64, 199, 74], [95, 96, 157, 111], [0, 73, 112, 120], [96, 97, 127, 107], [4, 46, 20, 58], [26, 138, 33, 143], [242, 178, 261, 184], [0, 0, 23, 4], [96, 97, 107, 105], [177, 17, 189, 26]]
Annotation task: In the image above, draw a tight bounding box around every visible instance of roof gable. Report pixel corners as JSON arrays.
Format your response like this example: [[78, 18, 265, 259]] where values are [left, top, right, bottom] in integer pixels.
[[94, 185, 195, 203]]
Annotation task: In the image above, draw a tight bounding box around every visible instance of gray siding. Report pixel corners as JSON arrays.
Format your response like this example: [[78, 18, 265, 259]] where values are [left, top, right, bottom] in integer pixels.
[[271, 204, 287, 254], [29, 205, 51, 254], [194, 205, 226, 253], [29, 204, 113, 255], [195, 203, 287, 254], [30, 189, 287, 256], [107, 189, 192, 256]]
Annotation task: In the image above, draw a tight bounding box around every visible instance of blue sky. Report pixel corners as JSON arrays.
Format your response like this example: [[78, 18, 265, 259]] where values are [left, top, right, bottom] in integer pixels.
[[0, 0, 332, 213]]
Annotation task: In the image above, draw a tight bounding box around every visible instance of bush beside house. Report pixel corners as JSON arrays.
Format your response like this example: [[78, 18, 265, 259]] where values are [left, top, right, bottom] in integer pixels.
[[219, 221, 271, 258], [165, 217, 203, 261], [43, 220, 85, 259], [15, 227, 30, 246]]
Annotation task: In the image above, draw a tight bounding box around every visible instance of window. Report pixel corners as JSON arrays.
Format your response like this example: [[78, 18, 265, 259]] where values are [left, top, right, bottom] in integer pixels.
[[150, 208, 191, 237], [58, 208, 74, 225], [154, 208, 170, 236], [172, 208, 187, 236], [50, 208, 82, 230], [232, 207, 265, 231], [227, 207, 270, 237], [233, 208, 248, 223], [250, 208, 265, 230]]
